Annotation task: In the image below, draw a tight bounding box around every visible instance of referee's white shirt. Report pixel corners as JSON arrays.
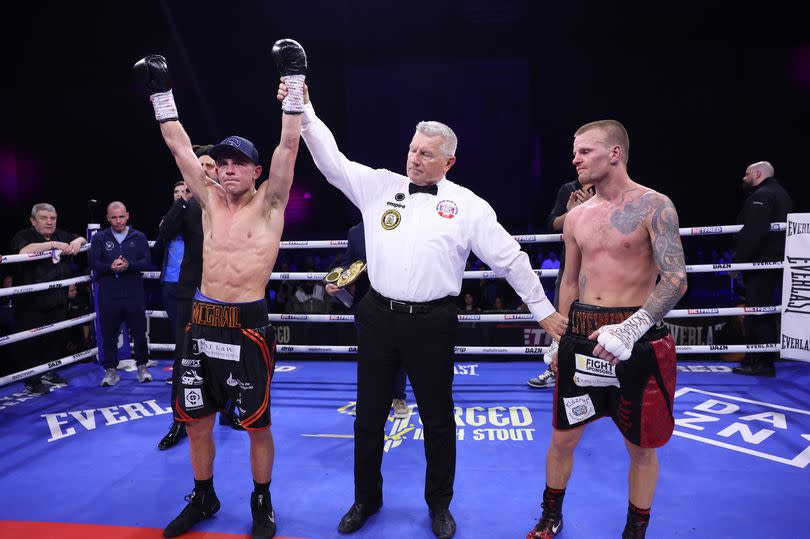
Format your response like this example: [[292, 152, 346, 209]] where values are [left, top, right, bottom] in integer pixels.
[[301, 103, 555, 322]]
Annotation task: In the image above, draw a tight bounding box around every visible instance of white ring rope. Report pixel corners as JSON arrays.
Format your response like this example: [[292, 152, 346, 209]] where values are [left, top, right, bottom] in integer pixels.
[[0, 347, 98, 388], [145, 343, 778, 356], [2, 222, 788, 264], [0, 220, 791, 387], [0, 313, 96, 347], [0, 275, 92, 298], [0, 243, 90, 265], [144, 305, 780, 323], [142, 261, 782, 282]]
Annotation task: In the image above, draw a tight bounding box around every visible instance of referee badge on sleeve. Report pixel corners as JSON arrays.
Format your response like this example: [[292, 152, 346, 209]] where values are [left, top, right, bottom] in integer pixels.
[[381, 209, 401, 230]]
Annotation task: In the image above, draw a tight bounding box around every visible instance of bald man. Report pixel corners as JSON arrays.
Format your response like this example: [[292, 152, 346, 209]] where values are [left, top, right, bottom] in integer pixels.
[[732, 161, 793, 376], [89, 201, 152, 386]]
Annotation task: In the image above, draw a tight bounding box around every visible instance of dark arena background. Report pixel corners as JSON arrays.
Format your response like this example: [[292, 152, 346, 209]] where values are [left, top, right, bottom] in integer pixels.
[[2, 2, 809, 539]]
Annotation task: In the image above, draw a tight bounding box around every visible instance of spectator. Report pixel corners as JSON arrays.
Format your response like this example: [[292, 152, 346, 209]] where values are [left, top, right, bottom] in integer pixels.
[[89, 201, 152, 386], [9, 203, 87, 393], [459, 290, 481, 313], [731, 161, 793, 376]]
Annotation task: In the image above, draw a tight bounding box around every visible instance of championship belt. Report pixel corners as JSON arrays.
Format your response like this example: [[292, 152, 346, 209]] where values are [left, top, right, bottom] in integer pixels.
[[324, 260, 367, 308]]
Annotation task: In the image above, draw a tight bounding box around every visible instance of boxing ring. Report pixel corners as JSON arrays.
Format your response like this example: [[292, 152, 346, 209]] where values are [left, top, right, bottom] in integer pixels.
[[1, 221, 808, 538]]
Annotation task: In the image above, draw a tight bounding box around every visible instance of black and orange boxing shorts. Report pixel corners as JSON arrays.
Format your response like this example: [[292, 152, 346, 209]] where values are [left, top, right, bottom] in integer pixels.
[[553, 301, 677, 448], [174, 291, 275, 430]]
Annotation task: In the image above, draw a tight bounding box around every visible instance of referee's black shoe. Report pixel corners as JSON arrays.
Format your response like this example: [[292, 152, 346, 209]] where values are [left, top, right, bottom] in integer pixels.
[[430, 507, 456, 539], [157, 421, 187, 450], [337, 501, 381, 534], [163, 489, 220, 538]]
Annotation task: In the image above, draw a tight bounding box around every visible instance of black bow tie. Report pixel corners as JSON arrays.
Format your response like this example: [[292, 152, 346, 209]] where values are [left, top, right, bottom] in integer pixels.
[[408, 183, 438, 196]]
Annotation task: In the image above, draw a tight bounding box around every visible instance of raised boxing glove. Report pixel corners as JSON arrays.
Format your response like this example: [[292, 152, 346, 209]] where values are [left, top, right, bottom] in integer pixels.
[[133, 54, 178, 122], [272, 39, 307, 114]]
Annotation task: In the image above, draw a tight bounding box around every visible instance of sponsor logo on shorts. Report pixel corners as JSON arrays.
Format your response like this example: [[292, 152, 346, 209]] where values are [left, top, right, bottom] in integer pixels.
[[574, 353, 620, 388], [184, 388, 203, 409], [226, 372, 253, 390], [386, 201, 406, 208], [563, 394, 596, 425], [193, 339, 241, 361], [181, 358, 201, 367], [181, 370, 204, 386], [395, 193, 405, 201]]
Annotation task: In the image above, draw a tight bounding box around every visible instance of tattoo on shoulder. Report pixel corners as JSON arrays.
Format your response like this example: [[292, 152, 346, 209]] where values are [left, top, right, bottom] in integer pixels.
[[643, 194, 688, 321], [609, 191, 657, 234]]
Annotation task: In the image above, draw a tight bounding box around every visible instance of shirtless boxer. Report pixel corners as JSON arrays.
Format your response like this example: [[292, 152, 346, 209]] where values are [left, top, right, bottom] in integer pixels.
[[527, 120, 687, 539], [135, 39, 307, 539]]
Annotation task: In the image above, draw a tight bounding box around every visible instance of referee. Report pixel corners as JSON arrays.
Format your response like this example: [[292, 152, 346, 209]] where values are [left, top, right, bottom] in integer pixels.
[[281, 83, 567, 539]]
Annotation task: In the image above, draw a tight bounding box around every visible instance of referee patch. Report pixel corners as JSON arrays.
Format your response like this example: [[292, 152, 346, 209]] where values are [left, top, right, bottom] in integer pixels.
[[381, 209, 401, 230]]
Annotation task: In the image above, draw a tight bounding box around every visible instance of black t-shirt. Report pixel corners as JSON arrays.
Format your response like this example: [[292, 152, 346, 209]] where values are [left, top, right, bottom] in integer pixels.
[[10, 227, 79, 310]]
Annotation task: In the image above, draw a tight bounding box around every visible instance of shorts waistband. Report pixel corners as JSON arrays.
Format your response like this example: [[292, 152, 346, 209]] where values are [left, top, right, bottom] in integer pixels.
[[567, 301, 666, 340], [191, 298, 269, 329], [369, 288, 454, 314]]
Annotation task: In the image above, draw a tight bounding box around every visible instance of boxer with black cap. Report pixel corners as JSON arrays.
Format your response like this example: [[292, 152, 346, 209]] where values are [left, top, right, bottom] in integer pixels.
[[135, 38, 307, 539]]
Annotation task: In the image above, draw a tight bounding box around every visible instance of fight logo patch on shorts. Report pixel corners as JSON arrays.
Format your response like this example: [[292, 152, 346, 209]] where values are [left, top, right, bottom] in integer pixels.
[[193, 338, 241, 361], [381, 209, 401, 230], [573, 353, 620, 388], [563, 394, 596, 425], [184, 388, 204, 409]]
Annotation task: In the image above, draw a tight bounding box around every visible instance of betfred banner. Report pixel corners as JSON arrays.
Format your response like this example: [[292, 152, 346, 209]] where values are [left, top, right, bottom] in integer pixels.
[[781, 213, 810, 361]]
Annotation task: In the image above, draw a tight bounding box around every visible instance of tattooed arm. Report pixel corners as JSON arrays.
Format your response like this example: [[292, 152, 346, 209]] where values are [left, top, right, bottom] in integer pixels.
[[642, 193, 688, 321]]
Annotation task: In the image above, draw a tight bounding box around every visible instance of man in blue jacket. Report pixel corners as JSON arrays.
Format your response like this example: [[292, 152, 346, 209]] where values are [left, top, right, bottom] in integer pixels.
[[90, 201, 152, 386]]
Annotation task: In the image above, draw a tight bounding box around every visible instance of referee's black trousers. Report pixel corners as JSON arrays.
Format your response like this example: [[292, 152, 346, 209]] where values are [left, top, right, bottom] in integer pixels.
[[353, 289, 458, 511]]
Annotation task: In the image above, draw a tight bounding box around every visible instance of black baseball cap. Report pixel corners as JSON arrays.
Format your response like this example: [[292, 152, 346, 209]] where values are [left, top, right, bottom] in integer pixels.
[[209, 136, 260, 165]]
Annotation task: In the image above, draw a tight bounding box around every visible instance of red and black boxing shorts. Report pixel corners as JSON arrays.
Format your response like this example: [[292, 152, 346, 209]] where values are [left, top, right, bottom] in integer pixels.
[[553, 301, 677, 448], [174, 291, 276, 430]]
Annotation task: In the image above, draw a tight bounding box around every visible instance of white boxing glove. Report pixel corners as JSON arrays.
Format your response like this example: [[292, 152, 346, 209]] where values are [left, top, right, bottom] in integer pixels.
[[543, 339, 559, 365], [594, 309, 655, 361]]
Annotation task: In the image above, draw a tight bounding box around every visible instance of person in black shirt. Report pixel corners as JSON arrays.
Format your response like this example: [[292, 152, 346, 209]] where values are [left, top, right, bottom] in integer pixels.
[[731, 161, 793, 376], [10, 203, 86, 394], [527, 179, 594, 389]]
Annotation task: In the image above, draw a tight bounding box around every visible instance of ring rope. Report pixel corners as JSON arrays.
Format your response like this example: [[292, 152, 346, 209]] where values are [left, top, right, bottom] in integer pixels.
[[0, 313, 96, 347], [0, 275, 92, 298]]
